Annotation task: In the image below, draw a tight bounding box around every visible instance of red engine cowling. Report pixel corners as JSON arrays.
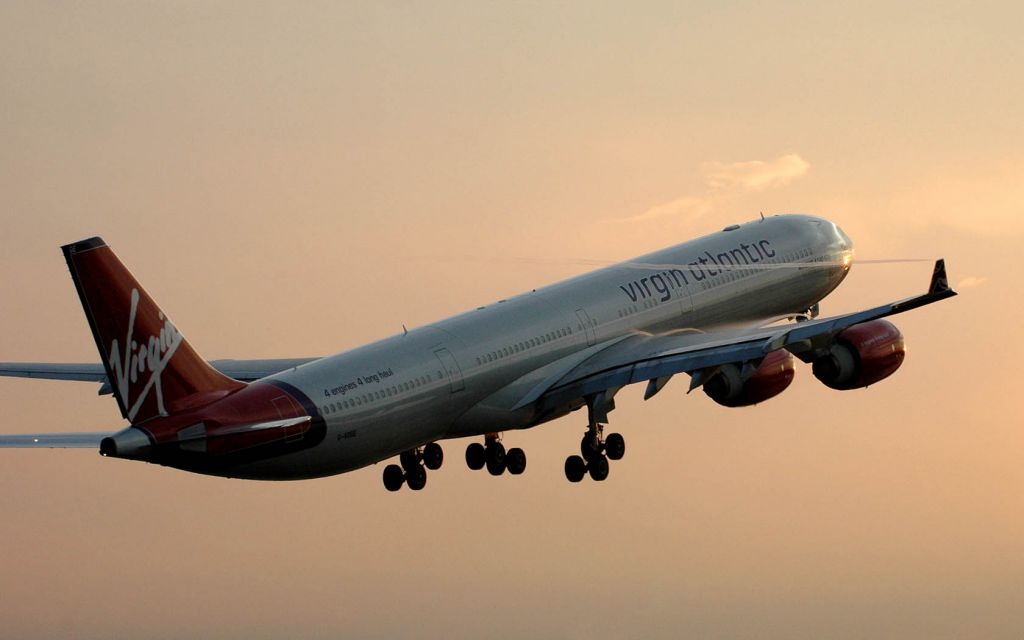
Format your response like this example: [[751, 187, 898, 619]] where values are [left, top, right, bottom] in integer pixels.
[[812, 319, 906, 390], [703, 349, 796, 407]]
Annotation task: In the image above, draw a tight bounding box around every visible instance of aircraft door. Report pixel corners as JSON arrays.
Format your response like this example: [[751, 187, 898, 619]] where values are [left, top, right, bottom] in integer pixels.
[[433, 348, 465, 393], [575, 309, 597, 346]]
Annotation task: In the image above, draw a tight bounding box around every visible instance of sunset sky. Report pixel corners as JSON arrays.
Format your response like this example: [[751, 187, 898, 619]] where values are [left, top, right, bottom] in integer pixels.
[[1, 2, 1022, 638]]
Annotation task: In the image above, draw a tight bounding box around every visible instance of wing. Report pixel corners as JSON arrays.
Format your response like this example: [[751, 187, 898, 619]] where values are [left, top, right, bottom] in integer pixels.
[[0, 358, 320, 394], [520, 259, 957, 413], [0, 432, 113, 448]]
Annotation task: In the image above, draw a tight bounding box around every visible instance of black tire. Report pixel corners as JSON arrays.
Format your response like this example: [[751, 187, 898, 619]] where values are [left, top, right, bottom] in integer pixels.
[[423, 442, 444, 470], [486, 454, 506, 476], [505, 447, 527, 475], [588, 455, 609, 481], [580, 432, 601, 461], [406, 464, 427, 490], [564, 455, 586, 482], [383, 464, 405, 492], [399, 449, 420, 472], [465, 442, 486, 470], [605, 433, 625, 461], [486, 441, 506, 467], [485, 441, 506, 475]]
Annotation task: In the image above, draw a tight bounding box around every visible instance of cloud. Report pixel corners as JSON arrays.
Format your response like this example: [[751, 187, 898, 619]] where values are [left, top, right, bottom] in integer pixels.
[[702, 153, 811, 192], [956, 276, 988, 290], [621, 153, 810, 224]]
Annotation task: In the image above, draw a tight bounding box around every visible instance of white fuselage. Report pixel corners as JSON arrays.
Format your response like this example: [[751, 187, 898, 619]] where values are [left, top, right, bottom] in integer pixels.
[[251, 214, 853, 478]]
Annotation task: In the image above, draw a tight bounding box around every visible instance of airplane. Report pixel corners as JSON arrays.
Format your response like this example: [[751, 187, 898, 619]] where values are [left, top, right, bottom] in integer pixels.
[[0, 214, 956, 490]]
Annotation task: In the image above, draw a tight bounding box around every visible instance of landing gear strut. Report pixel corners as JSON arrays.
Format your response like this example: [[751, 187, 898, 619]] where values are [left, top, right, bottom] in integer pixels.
[[382, 442, 444, 491], [565, 392, 626, 483], [466, 434, 526, 477]]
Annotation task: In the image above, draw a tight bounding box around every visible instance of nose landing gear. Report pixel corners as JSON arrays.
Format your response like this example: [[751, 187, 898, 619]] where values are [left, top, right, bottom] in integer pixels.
[[383, 441, 444, 491]]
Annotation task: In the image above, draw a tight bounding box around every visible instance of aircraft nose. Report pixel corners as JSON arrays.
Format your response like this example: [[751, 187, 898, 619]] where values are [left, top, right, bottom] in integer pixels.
[[833, 223, 854, 269], [835, 224, 853, 249]]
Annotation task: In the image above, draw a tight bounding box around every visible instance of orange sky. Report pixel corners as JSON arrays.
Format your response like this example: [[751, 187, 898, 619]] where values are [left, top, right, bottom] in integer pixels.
[[1, 3, 1022, 638]]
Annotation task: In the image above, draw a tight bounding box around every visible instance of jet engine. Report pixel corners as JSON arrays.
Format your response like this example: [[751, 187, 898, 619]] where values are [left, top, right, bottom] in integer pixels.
[[812, 319, 906, 390], [703, 349, 796, 407]]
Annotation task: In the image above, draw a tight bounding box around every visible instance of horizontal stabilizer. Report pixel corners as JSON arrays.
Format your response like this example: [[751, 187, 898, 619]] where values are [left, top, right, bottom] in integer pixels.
[[0, 358, 320, 394], [0, 363, 107, 382], [0, 432, 113, 448]]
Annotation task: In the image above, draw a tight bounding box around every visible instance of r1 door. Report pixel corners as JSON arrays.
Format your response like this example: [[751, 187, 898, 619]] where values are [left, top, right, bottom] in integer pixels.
[[433, 348, 465, 393], [575, 308, 596, 346]]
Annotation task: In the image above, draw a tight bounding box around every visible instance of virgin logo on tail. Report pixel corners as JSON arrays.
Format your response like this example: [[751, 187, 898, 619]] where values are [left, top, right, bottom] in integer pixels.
[[108, 288, 182, 422]]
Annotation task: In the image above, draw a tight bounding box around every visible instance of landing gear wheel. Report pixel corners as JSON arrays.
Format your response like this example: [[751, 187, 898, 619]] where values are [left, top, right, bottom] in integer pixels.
[[486, 441, 506, 466], [486, 441, 506, 475], [604, 433, 625, 461], [406, 464, 427, 491], [588, 455, 610, 481], [581, 433, 601, 461], [399, 449, 420, 472], [505, 447, 527, 475], [565, 455, 587, 482], [423, 442, 444, 470], [486, 454, 506, 476], [465, 442, 485, 470], [383, 464, 405, 492]]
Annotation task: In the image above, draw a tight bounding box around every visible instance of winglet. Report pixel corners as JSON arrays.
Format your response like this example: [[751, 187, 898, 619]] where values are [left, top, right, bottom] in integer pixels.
[[929, 259, 952, 295]]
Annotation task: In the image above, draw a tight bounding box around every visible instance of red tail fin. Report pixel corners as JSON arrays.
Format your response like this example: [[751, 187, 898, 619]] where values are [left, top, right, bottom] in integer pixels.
[[63, 237, 244, 424]]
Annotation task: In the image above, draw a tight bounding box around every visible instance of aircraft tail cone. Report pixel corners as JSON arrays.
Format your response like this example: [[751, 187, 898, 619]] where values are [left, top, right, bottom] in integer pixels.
[[99, 427, 152, 459]]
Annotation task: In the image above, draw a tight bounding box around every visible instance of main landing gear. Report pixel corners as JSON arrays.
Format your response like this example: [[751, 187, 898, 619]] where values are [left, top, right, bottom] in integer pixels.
[[565, 390, 625, 483], [564, 425, 625, 482], [383, 442, 443, 492], [465, 434, 526, 476]]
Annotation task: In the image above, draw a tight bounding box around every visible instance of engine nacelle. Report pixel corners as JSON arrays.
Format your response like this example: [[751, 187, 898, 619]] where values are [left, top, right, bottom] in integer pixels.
[[812, 319, 906, 390], [703, 349, 796, 407]]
